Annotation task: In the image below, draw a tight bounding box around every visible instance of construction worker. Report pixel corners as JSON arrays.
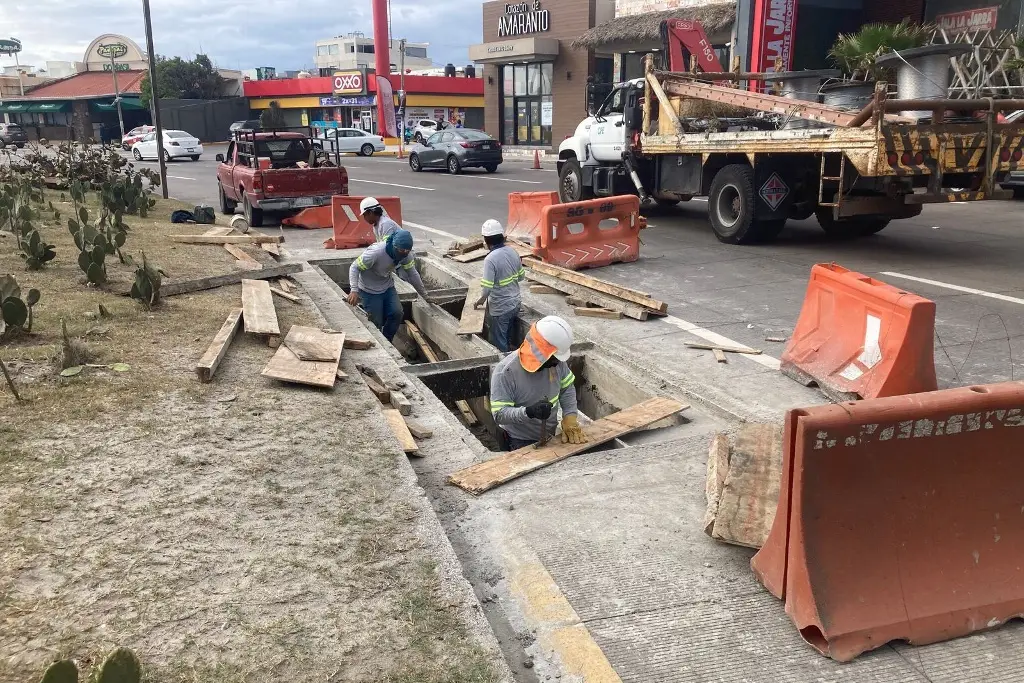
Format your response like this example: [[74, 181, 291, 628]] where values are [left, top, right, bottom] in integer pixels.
[[473, 219, 525, 352], [360, 197, 400, 242], [489, 316, 588, 451], [346, 229, 428, 341]]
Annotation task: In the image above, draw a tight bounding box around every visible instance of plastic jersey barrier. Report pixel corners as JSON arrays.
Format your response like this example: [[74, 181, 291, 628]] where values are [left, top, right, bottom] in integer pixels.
[[533, 195, 643, 270], [506, 191, 558, 244], [323, 196, 403, 250]]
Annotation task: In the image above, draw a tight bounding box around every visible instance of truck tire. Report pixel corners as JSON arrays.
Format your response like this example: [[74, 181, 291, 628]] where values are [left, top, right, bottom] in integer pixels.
[[815, 207, 890, 238], [558, 158, 594, 203], [708, 164, 763, 244], [219, 185, 237, 215], [243, 195, 264, 228]]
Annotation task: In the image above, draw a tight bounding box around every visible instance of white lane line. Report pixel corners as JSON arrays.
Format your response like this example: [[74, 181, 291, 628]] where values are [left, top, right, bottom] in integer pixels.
[[350, 178, 435, 191], [881, 271, 1024, 306], [661, 315, 782, 370], [404, 220, 461, 241], [166, 175, 197, 181], [454, 175, 544, 185]]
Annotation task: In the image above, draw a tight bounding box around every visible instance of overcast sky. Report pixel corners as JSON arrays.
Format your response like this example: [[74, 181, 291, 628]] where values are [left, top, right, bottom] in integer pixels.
[[0, 0, 487, 73]]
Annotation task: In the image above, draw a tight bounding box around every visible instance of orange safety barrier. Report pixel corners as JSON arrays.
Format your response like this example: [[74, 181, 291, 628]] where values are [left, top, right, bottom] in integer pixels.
[[323, 196, 403, 250], [781, 264, 937, 400], [506, 191, 558, 244], [751, 382, 1024, 661], [533, 195, 642, 270], [282, 205, 333, 230]]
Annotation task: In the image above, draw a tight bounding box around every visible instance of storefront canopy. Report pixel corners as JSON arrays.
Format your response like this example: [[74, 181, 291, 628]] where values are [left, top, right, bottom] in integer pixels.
[[570, 4, 736, 52], [91, 98, 146, 112], [0, 101, 70, 113]]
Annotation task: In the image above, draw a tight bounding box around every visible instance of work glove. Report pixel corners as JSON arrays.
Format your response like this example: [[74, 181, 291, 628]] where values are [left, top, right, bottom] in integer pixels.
[[525, 401, 552, 421], [560, 414, 588, 445]]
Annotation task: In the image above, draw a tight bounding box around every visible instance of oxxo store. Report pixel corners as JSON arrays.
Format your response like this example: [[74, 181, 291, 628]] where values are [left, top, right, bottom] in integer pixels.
[[471, 0, 613, 150]]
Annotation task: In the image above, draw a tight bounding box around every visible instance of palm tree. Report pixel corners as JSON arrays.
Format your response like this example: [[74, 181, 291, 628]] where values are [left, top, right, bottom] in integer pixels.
[[830, 20, 933, 81]]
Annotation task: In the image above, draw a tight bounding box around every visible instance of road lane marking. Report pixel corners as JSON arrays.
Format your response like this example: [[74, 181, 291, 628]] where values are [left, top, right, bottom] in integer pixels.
[[454, 175, 544, 185], [881, 272, 1024, 305], [165, 175, 197, 181], [403, 220, 460, 241], [349, 178, 435, 191], [660, 316, 782, 370]]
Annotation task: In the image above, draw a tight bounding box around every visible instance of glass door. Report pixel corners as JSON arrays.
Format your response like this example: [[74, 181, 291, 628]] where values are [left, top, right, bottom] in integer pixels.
[[516, 101, 529, 144], [500, 63, 553, 146]]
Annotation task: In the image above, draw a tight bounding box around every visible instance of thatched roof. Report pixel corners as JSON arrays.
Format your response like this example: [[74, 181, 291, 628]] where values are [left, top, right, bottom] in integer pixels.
[[571, 5, 736, 50]]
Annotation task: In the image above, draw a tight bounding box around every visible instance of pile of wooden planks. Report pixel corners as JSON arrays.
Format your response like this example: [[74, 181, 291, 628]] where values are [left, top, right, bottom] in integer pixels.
[[356, 363, 432, 456], [523, 259, 668, 321], [446, 237, 534, 263]]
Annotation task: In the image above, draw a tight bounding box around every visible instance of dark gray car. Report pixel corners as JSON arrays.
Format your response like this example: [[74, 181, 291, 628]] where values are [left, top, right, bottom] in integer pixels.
[[0, 123, 28, 149], [409, 129, 502, 174]]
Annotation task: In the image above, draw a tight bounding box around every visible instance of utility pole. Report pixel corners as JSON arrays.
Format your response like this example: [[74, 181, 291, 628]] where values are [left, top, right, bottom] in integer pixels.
[[109, 52, 126, 142], [142, 0, 168, 198], [398, 38, 406, 158], [14, 51, 24, 96]]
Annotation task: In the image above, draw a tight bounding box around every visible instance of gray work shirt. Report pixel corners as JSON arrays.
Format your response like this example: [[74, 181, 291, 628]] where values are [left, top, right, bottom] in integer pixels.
[[375, 215, 400, 242], [480, 245, 525, 317], [490, 352, 578, 443], [349, 241, 427, 296]]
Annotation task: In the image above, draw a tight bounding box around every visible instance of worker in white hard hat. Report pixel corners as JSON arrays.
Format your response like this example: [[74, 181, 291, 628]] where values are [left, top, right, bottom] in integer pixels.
[[359, 197, 400, 242], [473, 219, 525, 352], [489, 315, 587, 450]]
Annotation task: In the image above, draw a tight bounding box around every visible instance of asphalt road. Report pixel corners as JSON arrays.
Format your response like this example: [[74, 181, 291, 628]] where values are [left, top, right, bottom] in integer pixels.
[[140, 146, 1024, 389]]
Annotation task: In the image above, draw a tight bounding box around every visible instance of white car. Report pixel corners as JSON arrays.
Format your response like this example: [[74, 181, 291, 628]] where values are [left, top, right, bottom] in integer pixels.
[[314, 128, 386, 156], [131, 130, 203, 162], [410, 119, 445, 143]]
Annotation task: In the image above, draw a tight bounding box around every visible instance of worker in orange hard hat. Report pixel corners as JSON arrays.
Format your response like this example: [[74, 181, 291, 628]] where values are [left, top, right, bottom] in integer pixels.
[[489, 315, 588, 451]]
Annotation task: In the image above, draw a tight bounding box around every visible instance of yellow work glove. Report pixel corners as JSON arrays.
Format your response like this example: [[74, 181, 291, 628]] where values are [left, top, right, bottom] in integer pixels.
[[560, 414, 588, 445]]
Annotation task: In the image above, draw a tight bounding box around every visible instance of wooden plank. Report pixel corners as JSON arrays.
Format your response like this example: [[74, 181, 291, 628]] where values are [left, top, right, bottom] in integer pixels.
[[705, 424, 784, 549], [565, 296, 593, 307], [530, 284, 559, 295], [405, 320, 477, 426], [458, 281, 486, 336], [448, 397, 687, 495], [160, 263, 302, 298], [685, 342, 762, 355], [713, 348, 728, 363], [195, 308, 243, 383], [261, 327, 344, 389], [356, 364, 392, 403], [452, 248, 487, 263], [262, 242, 281, 257], [336, 368, 348, 380], [526, 259, 667, 313], [383, 408, 418, 454], [269, 286, 300, 304], [527, 270, 650, 321], [449, 236, 485, 254], [390, 390, 412, 415], [203, 226, 236, 236], [343, 337, 374, 350], [284, 330, 340, 362], [703, 433, 731, 535], [241, 279, 280, 336], [573, 306, 622, 320], [404, 418, 433, 439], [224, 243, 263, 270], [277, 278, 293, 293], [509, 240, 535, 259], [169, 234, 284, 245], [647, 71, 684, 134]]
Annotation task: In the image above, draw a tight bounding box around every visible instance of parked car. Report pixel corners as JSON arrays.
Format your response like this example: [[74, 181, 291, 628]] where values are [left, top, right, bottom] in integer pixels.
[[313, 127, 385, 156], [408, 129, 502, 174], [215, 131, 348, 227], [121, 125, 154, 150], [410, 119, 441, 143], [0, 123, 28, 149], [230, 120, 262, 136], [131, 130, 203, 162]]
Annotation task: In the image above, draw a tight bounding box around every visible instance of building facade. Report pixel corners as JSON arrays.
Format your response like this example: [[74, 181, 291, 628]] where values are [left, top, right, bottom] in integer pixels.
[[314, 34, 433, 75], [469, 0, 614, 151]]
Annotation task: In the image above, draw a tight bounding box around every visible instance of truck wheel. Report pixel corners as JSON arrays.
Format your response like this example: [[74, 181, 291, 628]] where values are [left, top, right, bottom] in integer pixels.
[[558, 158, 594, 203], [815, 208, 890, 238], [708, 164, 760, 244], [219, 185, 237, 215], [243, 196, 264, 228]]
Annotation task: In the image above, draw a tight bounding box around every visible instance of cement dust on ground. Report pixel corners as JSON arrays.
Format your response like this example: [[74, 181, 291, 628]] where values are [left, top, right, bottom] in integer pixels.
[[0, 198, 502, 682]]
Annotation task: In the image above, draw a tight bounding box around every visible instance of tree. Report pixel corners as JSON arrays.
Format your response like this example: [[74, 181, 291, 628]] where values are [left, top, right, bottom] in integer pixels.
[[260, 101, 286, 130], [140, 54, 224, 107]]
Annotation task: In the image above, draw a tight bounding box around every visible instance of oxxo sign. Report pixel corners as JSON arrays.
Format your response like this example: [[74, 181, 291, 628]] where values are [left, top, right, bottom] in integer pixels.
[[333, 70, 366, 96], [498, 0, 550, 37]]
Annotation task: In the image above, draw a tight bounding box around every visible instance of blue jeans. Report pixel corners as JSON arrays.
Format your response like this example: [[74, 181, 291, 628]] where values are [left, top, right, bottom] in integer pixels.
[[488, 309, 519, 352], [360, 287, 403, 341]]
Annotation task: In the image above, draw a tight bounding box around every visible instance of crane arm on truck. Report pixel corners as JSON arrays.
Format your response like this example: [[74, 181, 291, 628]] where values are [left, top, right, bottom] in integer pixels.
[[660, 19, 724, 74]]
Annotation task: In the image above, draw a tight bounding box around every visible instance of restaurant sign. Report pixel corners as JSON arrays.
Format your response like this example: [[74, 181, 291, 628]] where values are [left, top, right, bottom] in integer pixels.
[[498, 0, 550, 37], [935, 7, 998, 33]]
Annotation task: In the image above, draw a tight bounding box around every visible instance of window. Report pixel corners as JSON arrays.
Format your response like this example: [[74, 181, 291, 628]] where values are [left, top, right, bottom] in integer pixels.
[[347, 44, 355, 53], [143, 132, 156, 141], [598, 87, 625, 117], [458, 130, 491, 141], [425, 132, 442, 145], [317, 45, 329, 56], [514, 65, 527, 96], [405, 46, 427, 58], [166, 131, 191, 138], [440, 132, 455, 143], [499, 62, 553, 146], [42, 112, 70, 126], [357, 44, 374, 54], [329, 44, 339, 55]]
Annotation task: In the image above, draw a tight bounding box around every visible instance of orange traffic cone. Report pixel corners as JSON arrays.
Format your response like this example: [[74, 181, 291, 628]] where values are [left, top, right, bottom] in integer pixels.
[[533, 150, 541, 170]]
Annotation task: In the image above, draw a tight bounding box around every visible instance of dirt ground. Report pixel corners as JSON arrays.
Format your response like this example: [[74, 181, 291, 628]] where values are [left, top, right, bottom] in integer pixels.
[[0, 197, 502, 682]]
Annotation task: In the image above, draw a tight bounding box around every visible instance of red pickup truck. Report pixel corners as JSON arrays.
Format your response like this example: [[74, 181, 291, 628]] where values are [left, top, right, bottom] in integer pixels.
[[215, 131, 348, 227]]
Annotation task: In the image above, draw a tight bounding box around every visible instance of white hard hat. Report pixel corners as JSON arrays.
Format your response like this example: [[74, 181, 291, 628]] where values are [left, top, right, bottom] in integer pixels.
[[535, 315, 573, 361], [359, 197, 381, 213], [481, 219, 504, 237]]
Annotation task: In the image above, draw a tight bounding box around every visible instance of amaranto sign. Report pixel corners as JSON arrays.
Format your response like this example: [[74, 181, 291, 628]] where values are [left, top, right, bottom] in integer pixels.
[[935, 7, 998, 33], [498, 0, 550, 37], [749, 0, 797, 76]]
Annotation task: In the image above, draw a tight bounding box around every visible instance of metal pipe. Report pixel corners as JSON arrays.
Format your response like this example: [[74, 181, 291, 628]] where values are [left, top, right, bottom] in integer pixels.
[[142, 0, 168, 199], [847, 102, 875, 127], [882, 98, 1024, 113]]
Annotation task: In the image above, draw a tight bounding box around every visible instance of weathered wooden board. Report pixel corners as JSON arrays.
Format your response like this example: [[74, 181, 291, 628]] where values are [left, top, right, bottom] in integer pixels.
[[383, 408, 418, 454], [262, 242, 281, 257], [224, 243, 262, 269], [160, 263, 302, 298], [448, 397, 687, 494], [404, 320, 476, 425], [530, 284, 559, 295], [686, 342, 762, 355], [261, 327, 344, 388], [704, 423, 784, 549], [526, 270, 650, 321], [195, 308, 243, 382], [203, 226, 236, 237], [404, 418, 433, 439], [269, 286, 300, 303], [284, 330, 339, 362], [169, 234, 283, 245], [573, 306, 622, 320], [452, 248, 487, 263], [458, 281, 486, 335], [241, 279, 280, 336], [526, 259, 667, 313], [390, 390, 412, 416]]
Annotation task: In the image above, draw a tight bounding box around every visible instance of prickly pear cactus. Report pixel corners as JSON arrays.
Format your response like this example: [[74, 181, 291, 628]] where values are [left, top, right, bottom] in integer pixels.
[[92, 647, 141, 683], [0, 274, 40, 333], [127, 251, 166, 309], [40, 659, 78, 683]]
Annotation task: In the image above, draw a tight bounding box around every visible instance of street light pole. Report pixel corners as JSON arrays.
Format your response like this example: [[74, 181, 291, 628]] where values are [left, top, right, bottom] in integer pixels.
[[398, 38, 406, 159], [109, 53, 126, 142], [142, 0, 168, 198], [14, 51, 24, 96]]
